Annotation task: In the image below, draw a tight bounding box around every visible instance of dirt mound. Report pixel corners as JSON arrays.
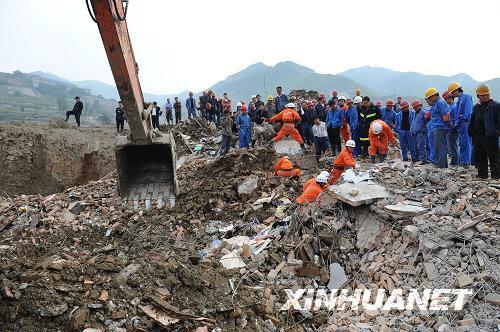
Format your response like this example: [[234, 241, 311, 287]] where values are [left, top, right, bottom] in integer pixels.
[[0, 123, 116, 196]]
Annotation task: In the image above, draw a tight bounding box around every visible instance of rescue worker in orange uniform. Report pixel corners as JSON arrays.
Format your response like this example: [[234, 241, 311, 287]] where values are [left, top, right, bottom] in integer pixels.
[[369, 120, 395, 163], [274, 156, 302, 178], [296, 171, 330, 204], [268, 102, 304, 146], [329, 140, 357, 184], [338, 96, 351, 143]]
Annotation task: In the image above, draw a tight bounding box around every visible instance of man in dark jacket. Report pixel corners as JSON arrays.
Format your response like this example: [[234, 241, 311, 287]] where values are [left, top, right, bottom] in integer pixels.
[[300, 101, 317, 145], [174, 97, 182, 124], [315, 94, 327, 122], [65, 96, 83, 127], [468, 84, 499, 179], [358, 96, 382, 158], [151, 101, 162, 129], [115, 101, 125, 134]]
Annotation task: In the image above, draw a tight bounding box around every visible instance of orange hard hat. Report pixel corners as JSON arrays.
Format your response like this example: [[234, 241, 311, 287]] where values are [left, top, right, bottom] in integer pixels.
[[386, 99, 395, 106], [411, 99, 422, 108], [400, 100, 410, 109], [241, 105, 247, 111]]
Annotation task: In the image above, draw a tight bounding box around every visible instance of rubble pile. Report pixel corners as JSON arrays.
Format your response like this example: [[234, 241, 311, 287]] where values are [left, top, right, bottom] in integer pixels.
[[167, 118, 219, 157], [1, 119, 499, 331], [289, 89, 320, 102]]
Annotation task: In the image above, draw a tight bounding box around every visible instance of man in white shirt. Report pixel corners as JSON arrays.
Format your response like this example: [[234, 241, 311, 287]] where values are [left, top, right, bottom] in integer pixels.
[[312, 117, 329, 163]]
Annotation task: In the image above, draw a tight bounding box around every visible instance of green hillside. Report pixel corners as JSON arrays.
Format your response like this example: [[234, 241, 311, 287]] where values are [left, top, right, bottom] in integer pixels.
[[0, 71, 117, 124]]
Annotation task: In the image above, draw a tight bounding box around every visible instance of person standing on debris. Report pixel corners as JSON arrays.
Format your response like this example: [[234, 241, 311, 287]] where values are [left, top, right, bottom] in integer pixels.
[[275, 86, 289, 114], [443, 91, 459, 166], [312, 116, 329, 163], [395, 96, 403, 113], [173, 97, 182, 124], [381, 99, 397, 129], [220, 109, 234, 157], [164, 98, 173, 126], [369, 120, 395, 163], [248, 102, 258, 148], [326, 101, 344, 155], [329, 140, 357, 184], [410, 99, 428, 163], [236, 105, 251, 148], [151, 102, 162, 129], [328, 90, 339, 105], [338, 96, 350, 143], [300, 101, 316, 146], [425, 87, 450, 168], [346, 98, 360, 157], [274, 156, 302, 178], [355, 89, 361, 98], [315, 93, 328, 121], [395, 100, 416, 161], [255, 104, 269, 125], [65, 96, 83, 127], [222, 93, 232, 115], [296, 171, 330, 204], [266, 96, 275, 117], [468, 84, 499, 179], [358, 96, 382, 159], [448, 82, 473, 166], [115, 101, 125, 134], [268, 102, 304, 146], [424, 109, 435, 164], [185, 91, 197, 119], [255, 95, 264, 109]]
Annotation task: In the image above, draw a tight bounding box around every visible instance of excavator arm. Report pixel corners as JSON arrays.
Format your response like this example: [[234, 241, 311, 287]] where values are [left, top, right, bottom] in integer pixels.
[[88, 0, 178, 206]]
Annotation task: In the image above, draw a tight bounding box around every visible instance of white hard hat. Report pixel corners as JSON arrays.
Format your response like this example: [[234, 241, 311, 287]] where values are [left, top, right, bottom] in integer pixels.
[[338, 96, 346, 101], [346, 140, 356, 148], [372, 121, 383, 135], [285, 102, 296, 108], [316, 171, 330, 184], [353, 96, 362, 104], [251, 95, 257, 99], [237, 102, 242, 107]]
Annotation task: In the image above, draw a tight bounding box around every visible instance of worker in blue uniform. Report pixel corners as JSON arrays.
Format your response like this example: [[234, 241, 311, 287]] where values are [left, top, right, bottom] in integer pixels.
[[443, 90, 459, 166], [448, 82, 473, 165], [410, 99, 428, 163], [395, 100, 415, 161], [425, 87, 450, 168]]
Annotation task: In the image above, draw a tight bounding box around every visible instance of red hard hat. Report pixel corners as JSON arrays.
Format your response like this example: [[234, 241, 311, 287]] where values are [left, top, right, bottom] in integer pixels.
[[411, 99, 422, 108], [241, 105, 247, 111], [375, 101, 382, 107], [386, 99, 395, 106], [346, 98, 353, 104], [400, 100, 410, 108], [319, 93, 326, 98], [442, 90, 452, 99], [332, 90, 337, 95]]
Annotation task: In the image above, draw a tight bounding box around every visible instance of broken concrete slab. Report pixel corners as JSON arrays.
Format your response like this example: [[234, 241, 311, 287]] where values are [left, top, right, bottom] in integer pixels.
[[423, 262, 439, 281], [384, 202, 428, 216], [327, 263, 348, 290], [238, 175, 258, 195], [220, 252, 246, 269], [68, 201, 83, 215], [273, 137, 302, 156], [356, 212, 381, 250], [329, 182, 391, 207], [484, 293, 500, 305]]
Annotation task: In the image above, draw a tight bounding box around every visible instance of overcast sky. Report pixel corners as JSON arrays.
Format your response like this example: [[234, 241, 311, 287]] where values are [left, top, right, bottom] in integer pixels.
[[1, 0, 499, 94]]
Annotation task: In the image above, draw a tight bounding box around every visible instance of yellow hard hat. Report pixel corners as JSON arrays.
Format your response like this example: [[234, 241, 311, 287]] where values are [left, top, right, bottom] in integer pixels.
[[267, 95, 274, 101], [448, 82, 461, 93], [476, 84, 491, 96], [425, 87, 439, 99]]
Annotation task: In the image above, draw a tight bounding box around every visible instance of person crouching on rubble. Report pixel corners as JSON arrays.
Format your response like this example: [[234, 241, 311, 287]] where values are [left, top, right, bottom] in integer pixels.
[[369, 120, 395, 163], [268, 102, 305, 148], [274, 155, 302, 178], [236, 105, 251, 148], [329, 140, 358, 184], [296, 171, 330, 204]]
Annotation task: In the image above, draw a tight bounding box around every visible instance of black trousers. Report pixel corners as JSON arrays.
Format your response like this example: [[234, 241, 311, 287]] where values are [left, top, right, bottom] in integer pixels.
[[116, 119, 124, 132], [66, 110, 81, 127], [473, 135, 499, 179], [152, 115, 160, 129], [327, 126, 341, 155], [175, 111, 181, 124], [359, 139, 370, 158]]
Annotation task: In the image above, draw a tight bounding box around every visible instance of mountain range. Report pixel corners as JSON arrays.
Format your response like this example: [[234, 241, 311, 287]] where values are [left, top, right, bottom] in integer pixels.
[[31, 62, 500, 105]]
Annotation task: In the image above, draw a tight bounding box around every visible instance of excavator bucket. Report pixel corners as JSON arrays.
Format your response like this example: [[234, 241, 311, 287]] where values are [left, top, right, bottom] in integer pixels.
[[115, 133, 178, 208]]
